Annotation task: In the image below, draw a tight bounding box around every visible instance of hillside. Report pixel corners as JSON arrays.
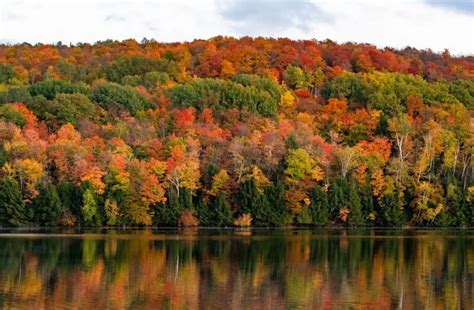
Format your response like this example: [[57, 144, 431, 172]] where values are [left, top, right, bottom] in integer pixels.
[[0, 37, 472, 227]]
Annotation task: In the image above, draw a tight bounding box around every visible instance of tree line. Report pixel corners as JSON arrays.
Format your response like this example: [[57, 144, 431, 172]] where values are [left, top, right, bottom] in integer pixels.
[[0, 37, 472, 227]]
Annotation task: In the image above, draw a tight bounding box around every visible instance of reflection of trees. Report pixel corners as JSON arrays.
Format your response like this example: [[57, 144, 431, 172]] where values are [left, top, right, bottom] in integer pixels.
[[0, 230, 472, 309]]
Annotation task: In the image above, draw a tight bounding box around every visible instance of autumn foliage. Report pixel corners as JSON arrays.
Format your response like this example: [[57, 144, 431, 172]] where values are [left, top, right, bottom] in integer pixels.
[[0, 37, 472, 227]]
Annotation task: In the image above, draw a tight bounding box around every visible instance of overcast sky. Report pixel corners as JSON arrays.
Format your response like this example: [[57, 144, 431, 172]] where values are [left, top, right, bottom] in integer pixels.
[[1, 0, 473, 55]]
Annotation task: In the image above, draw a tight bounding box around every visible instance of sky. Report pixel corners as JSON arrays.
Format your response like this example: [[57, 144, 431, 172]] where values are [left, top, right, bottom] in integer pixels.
[[1, 0, 473, 55]]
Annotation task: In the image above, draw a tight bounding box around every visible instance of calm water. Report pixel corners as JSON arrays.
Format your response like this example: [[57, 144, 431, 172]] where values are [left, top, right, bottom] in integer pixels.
[[0, 229, 472, 309]]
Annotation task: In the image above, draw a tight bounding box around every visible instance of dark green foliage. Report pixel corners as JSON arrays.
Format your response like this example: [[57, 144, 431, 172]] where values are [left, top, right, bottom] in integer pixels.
[[348, 185, 365, 226], [91, 82, 153, 116], [0, 147, 7, 167], [121, 75, 141, 87], [25, 95, 49, 121], [0, 86, 33, 105], [263, 184, 292, 226], [195, 194, 233, 227], [57, 181, 83, 220], [0, 64, 18, 83], [296, 206, 313, 225], [154, 188, 193, 226], [0, 178, 27, 227], [168, 77, 280, 117], [143, 72, 170, 90], [309, 187, 330, 226], [32, 183, 62, 226], [443, 184, 470, 226], [195, 196, 212, 226], [329, 179, 348, 218], [104, 56, 179, 83], [285, 134, 299, 150], [237, 180, 291, 226], [359, 184, 376, 226], [0, 104, 26, 127], [210, 193, 233, 226], [29, 80, 89, 100], [54, 61, 86, 82], [327, 179, 367, 226], [379, 190, 405, 227], [48, 93, 96, 126], [237, 179, 261, 217], [321, 72, 366, 104]]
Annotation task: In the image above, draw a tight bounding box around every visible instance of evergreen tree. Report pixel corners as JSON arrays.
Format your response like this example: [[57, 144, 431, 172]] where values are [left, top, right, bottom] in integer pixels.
[[196, 196, 212, 226], [0, 178, 27, 227], [380, 190, 405, 227], [237, 179, 260, 216], [264, 183, 292, 226], [33, 183, 61, 226], [211, 193, 233, 226], [445, 185, 468, 226], [359, 184, 375, 225], [329, 179, 348, 218], [348, 185, 365, 226], [57, 181, 83, 219], [309, 187, 330, 226], [296, 206, 313, 225], [154, 188, 183, 226]]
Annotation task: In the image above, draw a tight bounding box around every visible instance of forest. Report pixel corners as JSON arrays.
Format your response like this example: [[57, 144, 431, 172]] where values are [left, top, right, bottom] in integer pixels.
[[0, 36, 472, 227]]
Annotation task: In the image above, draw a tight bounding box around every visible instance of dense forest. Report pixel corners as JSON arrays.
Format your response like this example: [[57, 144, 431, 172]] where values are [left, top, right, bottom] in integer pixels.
[[0, 37, 472, 227]]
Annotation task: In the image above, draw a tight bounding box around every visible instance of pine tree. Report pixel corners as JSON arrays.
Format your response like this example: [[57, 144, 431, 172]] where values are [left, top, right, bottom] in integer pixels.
[[154, 188, 183, 226], [211, 193, 233, 226], [359, 184, 375, 225], [33, 183, 61, 226], [329, 179, 347, 218], [196, 196, 212, 226], [264, 183, 291, 226], [348, 185, 365, 226], [0, 178, 27, 227], [310, 187, 330, 226], [446, 185, 468, 226], [237, 179, 260, 216], [380, 190, 405, 227], [57, 181, 83, 220]]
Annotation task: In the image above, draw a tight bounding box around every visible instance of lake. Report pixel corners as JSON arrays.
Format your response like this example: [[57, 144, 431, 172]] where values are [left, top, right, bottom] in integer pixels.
[[0, 229, 472, 309]]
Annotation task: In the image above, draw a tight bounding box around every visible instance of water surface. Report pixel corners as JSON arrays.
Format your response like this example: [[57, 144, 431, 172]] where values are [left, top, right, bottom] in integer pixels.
[[0, 229, 472, 309]]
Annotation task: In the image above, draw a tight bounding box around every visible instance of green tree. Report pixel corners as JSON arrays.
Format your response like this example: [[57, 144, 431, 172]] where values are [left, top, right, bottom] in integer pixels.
[[29, 79, 89, 100], [32, 183, 61, 226], [211, 193, 233, 226], [348, 185, 365, 226], [309, 187, 330, 226], [264, 183, 292, 226], [91, 82, 152, 116], [0, 104, 26, 127], [0, 64, 18, 84], [0, 178, 27, 227], [380, 190, 405, 227], [0, 86, 32, 105], [81, 188, 101, 226], [195, 196, 212, 226], [57, 181, 83, 222], [49, 93, 96, 126], [283, 65, 311, 89]]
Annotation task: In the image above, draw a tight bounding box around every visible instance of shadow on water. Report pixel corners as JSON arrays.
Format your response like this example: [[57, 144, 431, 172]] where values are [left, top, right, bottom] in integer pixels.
[[0, 228, 472, 309]]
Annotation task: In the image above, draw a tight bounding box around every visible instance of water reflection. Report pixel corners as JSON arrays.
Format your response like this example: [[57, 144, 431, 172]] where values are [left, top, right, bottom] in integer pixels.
[[0, 229, 472, 309]]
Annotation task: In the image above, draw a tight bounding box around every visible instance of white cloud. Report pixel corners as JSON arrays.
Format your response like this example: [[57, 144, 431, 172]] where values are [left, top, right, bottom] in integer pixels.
[[0, 0, 473, 55]]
